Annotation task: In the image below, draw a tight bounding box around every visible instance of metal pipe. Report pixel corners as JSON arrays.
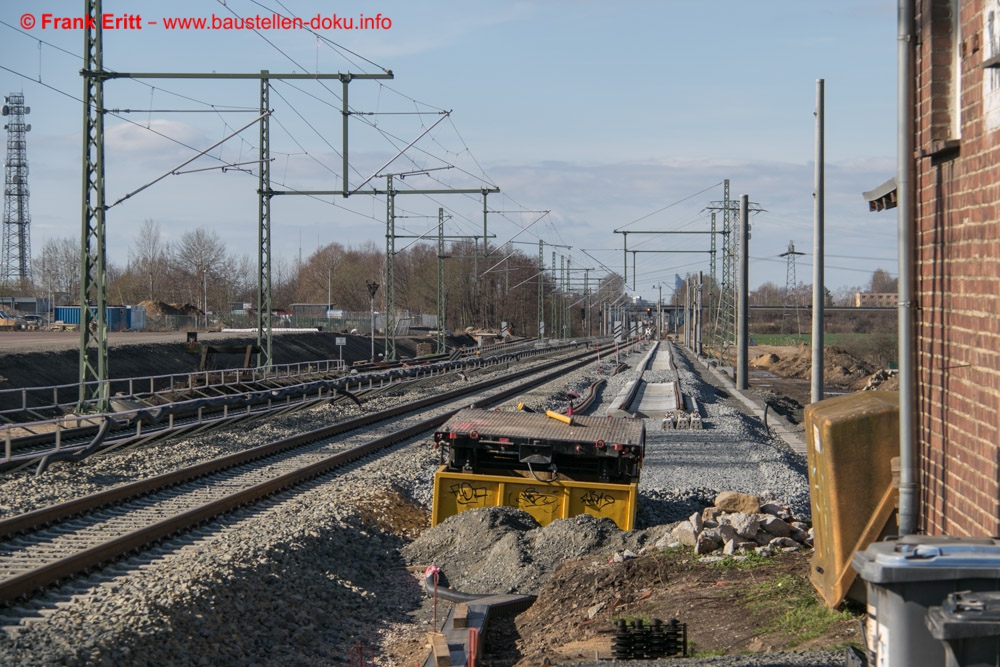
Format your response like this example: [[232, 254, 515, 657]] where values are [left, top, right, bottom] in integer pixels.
[[811, 79, 825, 403], [897, 0, 917, 535]]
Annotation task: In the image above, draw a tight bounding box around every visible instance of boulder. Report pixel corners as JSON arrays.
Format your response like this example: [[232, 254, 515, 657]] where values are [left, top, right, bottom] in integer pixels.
[[701, 506, 724, 525], [760, 502, 793, 521], [768, 536, 800, 550], [714, 491, 761, 514], [654, 533, 682, 550], [671, 521, 698, 547], [758, 515, 793, 538], [719, 512, 760, 540], [717, 523, 738, 543], [695, 529, 722, 555]]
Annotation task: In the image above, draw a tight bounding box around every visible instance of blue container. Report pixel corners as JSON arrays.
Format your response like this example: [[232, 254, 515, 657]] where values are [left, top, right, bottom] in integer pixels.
[[128, 305, 146, 331], [53, 306, 131, 330], [54, 306, 81, 325]]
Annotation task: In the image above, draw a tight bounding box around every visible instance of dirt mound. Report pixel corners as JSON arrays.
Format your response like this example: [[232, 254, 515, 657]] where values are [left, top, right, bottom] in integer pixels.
[[138, 300, 203, 318], [758, 344, 874, 388], [750, 352, 779, 369]]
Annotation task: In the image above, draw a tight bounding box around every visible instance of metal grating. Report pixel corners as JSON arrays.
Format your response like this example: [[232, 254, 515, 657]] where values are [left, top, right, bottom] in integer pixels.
[[442, 407, 644, 446]]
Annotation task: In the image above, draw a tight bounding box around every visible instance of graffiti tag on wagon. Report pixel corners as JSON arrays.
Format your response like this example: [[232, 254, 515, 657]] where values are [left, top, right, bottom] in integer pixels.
[[514, 488, 556, 508], [450, 482, 488, 507], [580, 489, 616, 511]]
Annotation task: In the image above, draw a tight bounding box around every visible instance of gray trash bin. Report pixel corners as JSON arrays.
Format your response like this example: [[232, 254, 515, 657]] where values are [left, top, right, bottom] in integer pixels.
[[926, 590, 1000, 667], [852, 535, 1000, 667]]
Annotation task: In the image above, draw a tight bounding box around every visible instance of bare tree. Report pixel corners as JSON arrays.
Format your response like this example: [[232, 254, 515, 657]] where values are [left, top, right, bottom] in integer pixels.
[[869, 268, 898, 294], [172, 228, 228, 309], [128, 219, 170, 302], [750, 281, 785, 307], [34, 237, 79, 306]]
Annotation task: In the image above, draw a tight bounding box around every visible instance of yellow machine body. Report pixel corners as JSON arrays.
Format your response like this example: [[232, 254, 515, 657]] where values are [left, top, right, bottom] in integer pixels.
[[431, 467, 638, 531]]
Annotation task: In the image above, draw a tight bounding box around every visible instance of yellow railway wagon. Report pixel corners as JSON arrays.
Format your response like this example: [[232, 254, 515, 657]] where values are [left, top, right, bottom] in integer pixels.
[[432, 467, 639, 530], [430, 408, 645, 530]]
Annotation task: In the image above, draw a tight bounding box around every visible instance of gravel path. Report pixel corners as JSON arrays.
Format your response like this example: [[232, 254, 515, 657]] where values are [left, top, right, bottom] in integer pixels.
[[0, 341, 824, 666]]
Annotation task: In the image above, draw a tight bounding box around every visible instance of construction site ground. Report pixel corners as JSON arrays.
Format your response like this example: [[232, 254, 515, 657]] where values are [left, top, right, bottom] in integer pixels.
[[748, 344, 898, 427], [0, 334, 889, 664]]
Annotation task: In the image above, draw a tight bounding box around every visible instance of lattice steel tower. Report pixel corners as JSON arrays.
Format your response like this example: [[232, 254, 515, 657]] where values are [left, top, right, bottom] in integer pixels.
[[780, 240, 805, 335], [706, 180, 736, 363], [705, 179, 763, 364], [2, 93, 31, 284]]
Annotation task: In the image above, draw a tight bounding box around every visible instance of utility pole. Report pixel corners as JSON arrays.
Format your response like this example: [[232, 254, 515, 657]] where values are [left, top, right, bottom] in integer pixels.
[[437, 208, 446, 354], [684, 275, 691, 349], [257, 71, 272, 368], [384, 174, 396, 360], [74, 7, 392, 406], [812, 78, 826, 403], [382, 183, 497, 360], [695, 272, 703, 355], [706, 181, 763, 366], [78, 0, 109, 411], [203, 268, 208, 331], [657, 283, 663, 340], [538, 239, 545, 339], [551, 251, 557, 340], [737, 195, 750, 390], [366, 280, 379, 362]]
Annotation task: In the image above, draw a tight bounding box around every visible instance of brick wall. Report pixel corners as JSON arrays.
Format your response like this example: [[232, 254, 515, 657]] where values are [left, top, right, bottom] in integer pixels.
[[915, 0, 1000, 536]]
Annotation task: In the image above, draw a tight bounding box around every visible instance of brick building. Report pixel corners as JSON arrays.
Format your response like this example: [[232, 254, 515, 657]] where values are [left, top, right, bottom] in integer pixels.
[[912, 0, 1000, 535], [853, 292, 899, 308]]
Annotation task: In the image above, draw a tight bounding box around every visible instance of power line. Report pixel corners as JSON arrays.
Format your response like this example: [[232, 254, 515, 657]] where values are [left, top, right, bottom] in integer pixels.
[[615, 181, 723, 232]]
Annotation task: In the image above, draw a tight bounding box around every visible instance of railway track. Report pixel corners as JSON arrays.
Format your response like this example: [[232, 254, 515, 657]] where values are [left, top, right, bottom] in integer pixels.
[[0, 340, 591, 475], [0, 346, 604, 610]]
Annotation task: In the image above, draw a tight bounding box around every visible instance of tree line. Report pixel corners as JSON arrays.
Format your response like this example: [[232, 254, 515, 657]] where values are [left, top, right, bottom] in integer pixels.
[[24, 220, 626, 337]]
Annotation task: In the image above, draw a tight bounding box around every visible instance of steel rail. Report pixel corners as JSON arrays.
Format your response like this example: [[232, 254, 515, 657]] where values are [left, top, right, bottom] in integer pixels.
[[0, 348, 613, 605], [0, 349, 593, 540], [0, 339, 591, 465], [0, 345, 575, 471]]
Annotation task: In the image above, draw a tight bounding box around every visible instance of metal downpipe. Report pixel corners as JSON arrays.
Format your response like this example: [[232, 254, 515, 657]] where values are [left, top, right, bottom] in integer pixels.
[[897, 0, 917, 535]]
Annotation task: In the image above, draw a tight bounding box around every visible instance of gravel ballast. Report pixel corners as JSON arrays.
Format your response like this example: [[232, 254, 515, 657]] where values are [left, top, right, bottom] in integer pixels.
[[0, 341, 827, 666]]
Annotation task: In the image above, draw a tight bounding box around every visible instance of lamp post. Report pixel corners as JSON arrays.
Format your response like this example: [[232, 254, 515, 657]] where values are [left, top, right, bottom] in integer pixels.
[[366, 280, 379, 362], [327, 268, 332, 327]]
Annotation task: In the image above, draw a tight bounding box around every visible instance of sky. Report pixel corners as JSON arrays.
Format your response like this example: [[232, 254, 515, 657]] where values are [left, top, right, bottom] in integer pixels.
[[1, 0, 900, 304]]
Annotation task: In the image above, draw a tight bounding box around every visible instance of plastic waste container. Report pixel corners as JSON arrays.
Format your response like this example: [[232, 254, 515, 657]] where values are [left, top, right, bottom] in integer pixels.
[[926, 590, 1000, 667], [852, 535, 1000, 667]]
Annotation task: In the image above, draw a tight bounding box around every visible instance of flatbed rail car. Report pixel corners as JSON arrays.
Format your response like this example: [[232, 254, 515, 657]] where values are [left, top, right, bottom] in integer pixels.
[[431, 408, 645, 530]]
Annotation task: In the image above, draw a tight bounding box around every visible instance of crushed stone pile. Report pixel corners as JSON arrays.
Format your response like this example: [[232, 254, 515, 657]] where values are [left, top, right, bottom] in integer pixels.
[[402, 507, 673, 596]]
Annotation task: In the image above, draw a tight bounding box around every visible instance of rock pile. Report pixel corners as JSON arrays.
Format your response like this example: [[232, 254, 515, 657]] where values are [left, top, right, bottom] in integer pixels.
[[659, 490, 813, 558], [861, 368, 898, 391]]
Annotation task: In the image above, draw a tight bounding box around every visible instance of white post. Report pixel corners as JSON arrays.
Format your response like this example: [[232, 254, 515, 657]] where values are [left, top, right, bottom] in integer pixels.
[[812, 78, 825, 403]]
